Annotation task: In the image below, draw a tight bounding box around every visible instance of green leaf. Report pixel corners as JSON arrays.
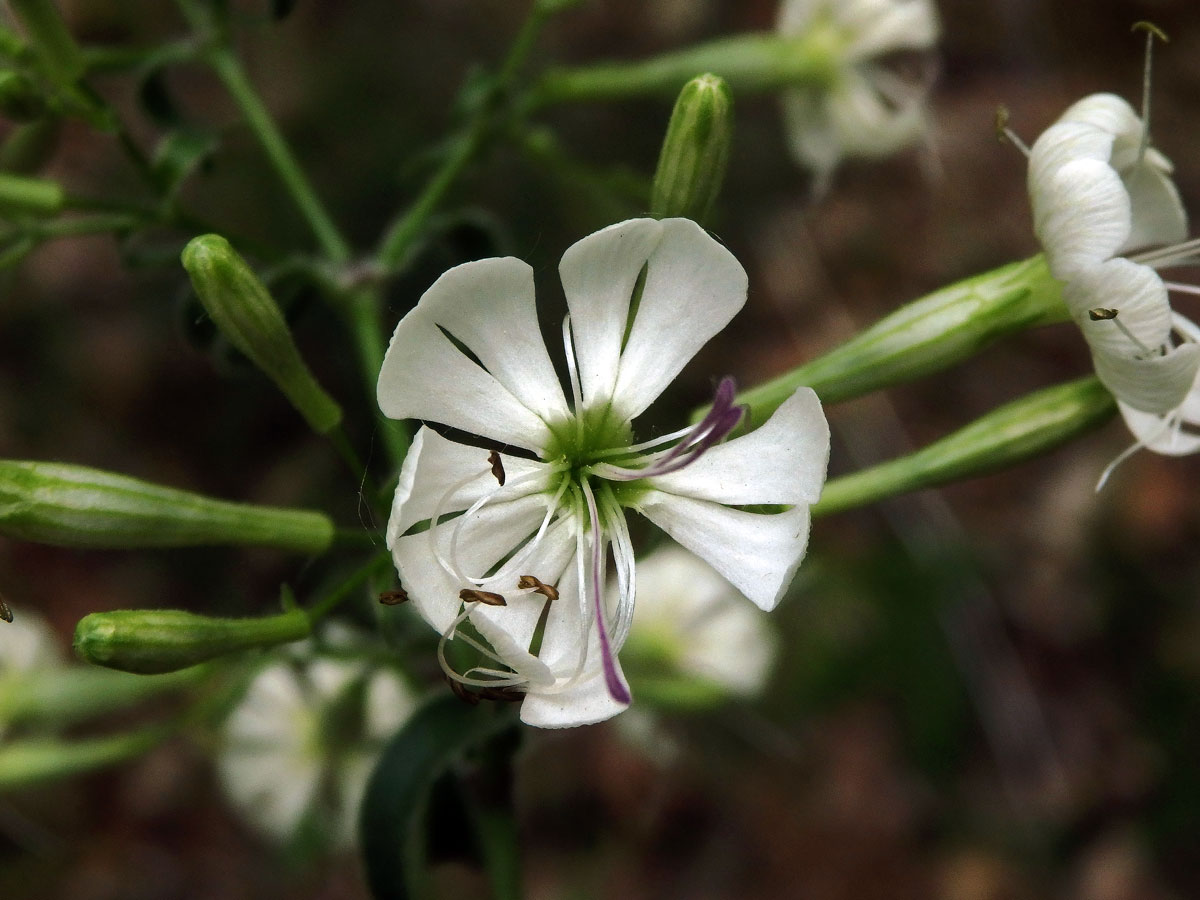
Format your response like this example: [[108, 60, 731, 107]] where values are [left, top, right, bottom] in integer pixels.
[[152, 128, 218, 198], [359, 695, 516, 900]]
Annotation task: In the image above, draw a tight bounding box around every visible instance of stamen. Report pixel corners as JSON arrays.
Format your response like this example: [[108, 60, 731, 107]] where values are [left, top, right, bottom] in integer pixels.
[[591, 377, 745, 480], [488, 450, 506, 486], [0, 595, 11, 623], [995, 105, 1031, 158], [460, 588, 507, 606], [562, 316, 585, 444], [1095, 410, 1177, 491], [1133, 21, 1169, 165], [581, 477, 630, 705], [1163, 281, 1200, 299], [518, 575, 559, 602], [598, 484, 636, 648], [1130, 236, 1200, 268], [1088, 307, 1157, 357], [378, 588, 409, 606], [437, 606, 529, 689]]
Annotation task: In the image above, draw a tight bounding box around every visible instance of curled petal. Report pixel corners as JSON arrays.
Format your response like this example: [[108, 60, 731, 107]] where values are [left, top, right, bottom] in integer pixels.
[[1056, 93, 1142, 138], [646, 387, 829, 506], [1032, 156, 1131, 280], [846, 0, 939, 60], [1065, 258, 1171, 350], [1093, 342, 1200, 415], [1123, 161, 1188, 253]]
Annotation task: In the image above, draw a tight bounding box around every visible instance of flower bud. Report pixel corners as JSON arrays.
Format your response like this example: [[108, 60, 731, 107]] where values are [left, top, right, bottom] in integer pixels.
[[0, 460, 334, 552], [0, 171, 63, 216], [74, 609, 311, 674], [0, 71, 48, 121], [182, 234, 343, 434], [650, 73, 733, 223], [814, 377, 1117, 517]]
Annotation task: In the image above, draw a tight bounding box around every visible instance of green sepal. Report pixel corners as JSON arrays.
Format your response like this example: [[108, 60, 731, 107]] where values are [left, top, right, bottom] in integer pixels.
[[182, 234, 343, 434], [650, 73, 732, 223], [0, 459, 334, 552], [74, 608, 311, 674]]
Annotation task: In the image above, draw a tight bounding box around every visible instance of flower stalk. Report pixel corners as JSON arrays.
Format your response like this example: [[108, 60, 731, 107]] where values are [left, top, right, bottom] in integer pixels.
[[813, 376, 1117, 518], [0, 460, 334, 552], [733, 255, 1069, 423], [74, 608, 311, 674]]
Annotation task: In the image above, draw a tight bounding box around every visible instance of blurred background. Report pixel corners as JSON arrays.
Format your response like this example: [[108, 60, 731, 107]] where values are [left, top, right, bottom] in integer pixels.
[[3, 0, 1200, 897]]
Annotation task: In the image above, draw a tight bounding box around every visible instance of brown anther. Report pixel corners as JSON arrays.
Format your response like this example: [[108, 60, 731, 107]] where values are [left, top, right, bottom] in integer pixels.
[[378, 588, 410, 606], [517, 575, 559, 602], [446, 676, 481, 706], [1089, 307, 1119, 321], [0, 596, 12, 623], [460, 588, 507, 607], [488, 450, 506, 486]]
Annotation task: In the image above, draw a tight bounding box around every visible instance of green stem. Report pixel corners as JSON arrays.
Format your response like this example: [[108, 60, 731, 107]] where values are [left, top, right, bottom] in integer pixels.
[[305, 551, 393, 624], [735, 255, 1069, 423], [342, 284, 411, 472], [203, 46, 351, 263], [529, 31, 839, 108], [0, 726, 170, 791], [813, 377, 1118, 518]]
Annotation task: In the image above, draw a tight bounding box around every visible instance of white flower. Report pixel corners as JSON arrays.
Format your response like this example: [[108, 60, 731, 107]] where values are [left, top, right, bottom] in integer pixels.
[[1027, 93, 1200, 471], [0, 611, 62, 739], [218, 654, 416, 847], [623, 544, 777, 697], [777, 0, 940, 188], [377, 218, 829, 729]]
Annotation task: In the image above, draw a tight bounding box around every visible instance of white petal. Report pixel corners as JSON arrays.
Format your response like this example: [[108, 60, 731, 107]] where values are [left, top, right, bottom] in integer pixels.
[[776, 0, 818, 33], [827, 67, 927, 159], [848, 0, 939, 59], [466, 517, 578, 677], [1056, 93, 1142, 136], [634, 494, 811, 611], [646, 387, 829, 505], [391, 492, 551, 633], [1093, 342, 1200, 414], [1123, 160, 1188, 253], [780, 89, 840, 181], [1119, 399, 1200, 455], [1032, 157, 1131, 280], [559, 219, 665, 413], [519, 662, 630, 728], [377, 258, 563, 453], [1065, 258, 1171, 348], [609, 219, 748, 420], [1029, 120, 1115, 194], [386, 426, 552, 544]]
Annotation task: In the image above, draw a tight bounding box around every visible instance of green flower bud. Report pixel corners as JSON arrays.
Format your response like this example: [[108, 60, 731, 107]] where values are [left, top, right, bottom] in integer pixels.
[[0, 71, 47, 121], [182, 235, 343, 434], [814, 377, 1117, 517], [6, 0, 84, 86], [0, 460, 334, 552], [650, 73, 733, 223], [0, 171, 63, 215], [74, 608, 311, 674]]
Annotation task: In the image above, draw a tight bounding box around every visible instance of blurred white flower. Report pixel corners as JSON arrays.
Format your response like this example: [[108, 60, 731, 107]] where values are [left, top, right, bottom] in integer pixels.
[[378, 217, 829, 728], [218, 654, 416, 848], [623, 544, 777, 698], [1027, 92, 1200, 479], [0, 611, 62, 739], [777, 0, 940, 189]]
